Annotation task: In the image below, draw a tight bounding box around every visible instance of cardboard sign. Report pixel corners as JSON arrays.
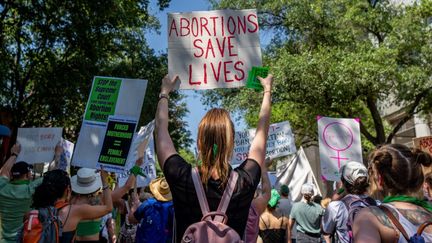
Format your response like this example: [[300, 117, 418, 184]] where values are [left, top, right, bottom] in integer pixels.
[[97, 117, 137, 172], [72, 76, 147, 171], [413, 136, 432, 154], [117, 136, 156, 188], [318, 116, 362, 181], [168, 9, 262, 90], [16, 127, 62, 164], [117, 121, 156, 188], [232, 121, 296, 165]]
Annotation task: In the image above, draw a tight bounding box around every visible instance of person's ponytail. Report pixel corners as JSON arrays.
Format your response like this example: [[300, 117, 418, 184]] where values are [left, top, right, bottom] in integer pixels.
[[412, 148, 432, 167]]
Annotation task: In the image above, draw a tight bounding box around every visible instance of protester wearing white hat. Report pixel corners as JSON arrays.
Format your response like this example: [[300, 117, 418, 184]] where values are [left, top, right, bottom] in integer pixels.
[[322, 161, 376, 243], [29, 166, 113, 243], [288, 183, 324, 243], [71, 167, 113, 243]]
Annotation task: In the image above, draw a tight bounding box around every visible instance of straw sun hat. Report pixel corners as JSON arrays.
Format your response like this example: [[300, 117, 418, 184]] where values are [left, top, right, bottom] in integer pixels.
[[149, 177, 172, 202], [71, 168, 102, 195]]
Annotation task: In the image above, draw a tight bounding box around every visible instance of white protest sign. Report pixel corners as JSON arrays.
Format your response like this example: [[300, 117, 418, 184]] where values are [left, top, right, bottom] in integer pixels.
[[168, 9, 262, 90], [16, 127, 62, 164], [72, 76, 147, 171], [318, 116, 362, 181], [232, 121, 296, 165], [117, 121, 156, 187]]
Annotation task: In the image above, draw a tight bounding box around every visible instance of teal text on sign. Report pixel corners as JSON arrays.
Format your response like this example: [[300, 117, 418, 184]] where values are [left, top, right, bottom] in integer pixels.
[[84, 77, 122, 122]]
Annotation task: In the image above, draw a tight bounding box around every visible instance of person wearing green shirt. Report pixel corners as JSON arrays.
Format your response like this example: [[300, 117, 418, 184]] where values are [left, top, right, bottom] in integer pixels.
[[288, 183, 324, 243], [0, 143, 65, 243]]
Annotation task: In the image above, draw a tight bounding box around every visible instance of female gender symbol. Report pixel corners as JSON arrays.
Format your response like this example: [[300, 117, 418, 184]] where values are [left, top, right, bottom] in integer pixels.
[[323, 122, 354, 169]]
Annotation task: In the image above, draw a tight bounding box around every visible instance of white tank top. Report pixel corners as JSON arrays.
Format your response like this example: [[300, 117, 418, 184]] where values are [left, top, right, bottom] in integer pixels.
[[383, 203, 432, 243]]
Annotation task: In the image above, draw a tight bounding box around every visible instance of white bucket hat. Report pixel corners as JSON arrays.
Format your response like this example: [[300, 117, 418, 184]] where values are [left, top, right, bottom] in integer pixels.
[[71, 168, 102, 194]]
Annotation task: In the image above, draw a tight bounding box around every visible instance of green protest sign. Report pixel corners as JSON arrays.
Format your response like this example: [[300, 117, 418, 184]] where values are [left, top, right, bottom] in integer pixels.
[[84, 77, 122, 122], [246, 66, 269, 91], [98, 118, 136, 167]]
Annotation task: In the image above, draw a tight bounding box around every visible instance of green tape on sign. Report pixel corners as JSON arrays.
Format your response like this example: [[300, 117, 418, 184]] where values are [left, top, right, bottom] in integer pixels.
[[84, 77, 122, 122], [246, 66, 269, 91]]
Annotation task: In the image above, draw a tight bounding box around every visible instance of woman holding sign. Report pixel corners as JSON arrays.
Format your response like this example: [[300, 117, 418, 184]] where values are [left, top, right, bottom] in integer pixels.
[[155, 73, 273, 241]]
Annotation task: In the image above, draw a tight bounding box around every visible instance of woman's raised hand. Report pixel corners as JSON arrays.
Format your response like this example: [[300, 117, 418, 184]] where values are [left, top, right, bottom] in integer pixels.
[[161, 74, 179, 94], [257, 74, 273, 92]]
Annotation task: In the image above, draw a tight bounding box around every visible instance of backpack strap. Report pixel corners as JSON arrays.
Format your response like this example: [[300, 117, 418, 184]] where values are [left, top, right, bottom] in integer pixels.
[[379, 205, 410, 242], [216, 170, 239, 214], [191, 167, 210, 216], [213, 170, 238, 223]]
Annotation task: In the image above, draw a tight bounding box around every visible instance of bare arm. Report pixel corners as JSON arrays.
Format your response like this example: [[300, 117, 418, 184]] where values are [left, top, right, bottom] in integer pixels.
[[0, 144, 20, 178], [111, 157, 144, 204], [155, 75, 179, 169], [77, 168, 113, 220], [49, 143, 66, 171], [128, 191, 141, 224], [253, 164, 271, 214], [287, 218, 295, 243], [323, 234, 332, 243], [248, 75, 273, 167], [353, 208, 381, 243]]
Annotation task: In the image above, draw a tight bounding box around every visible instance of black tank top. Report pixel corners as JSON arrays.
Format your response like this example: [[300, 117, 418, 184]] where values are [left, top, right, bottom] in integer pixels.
[[259, 215, 286, 243]]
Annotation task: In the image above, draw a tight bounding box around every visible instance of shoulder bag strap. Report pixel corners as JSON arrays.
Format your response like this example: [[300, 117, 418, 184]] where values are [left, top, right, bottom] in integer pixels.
[[191, 167, 210, 216], [217, 171, 239, 214], [378, 205, 409, 241], [417, 221, 432, 236], [213, 171, 238, 222]]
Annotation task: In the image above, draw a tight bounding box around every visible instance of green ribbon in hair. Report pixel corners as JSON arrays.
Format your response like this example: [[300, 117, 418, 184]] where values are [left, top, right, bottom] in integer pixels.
[[213, 144, 218, 159]]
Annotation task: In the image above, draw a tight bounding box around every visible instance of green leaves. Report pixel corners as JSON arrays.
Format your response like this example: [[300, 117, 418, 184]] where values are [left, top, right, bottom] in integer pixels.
[[0, 0, 192, 149], [207, 0, 432, 149]]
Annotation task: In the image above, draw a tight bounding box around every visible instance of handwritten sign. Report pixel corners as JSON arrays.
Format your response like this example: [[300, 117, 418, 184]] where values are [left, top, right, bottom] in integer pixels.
[[16, 127, 62, 164], [117, 136, 156, 188], [413, 136, 432, 155], [318, 116, 362, 181], [72, 76, 147, 171], [117, 121, 156, 187], [168, 9, 262, 90], [232, 121, 296, 165]]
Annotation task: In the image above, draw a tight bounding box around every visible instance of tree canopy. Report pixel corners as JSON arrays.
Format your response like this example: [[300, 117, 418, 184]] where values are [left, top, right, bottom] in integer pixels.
[[0, 0, 191, 149], [207, 0, 432, 149]]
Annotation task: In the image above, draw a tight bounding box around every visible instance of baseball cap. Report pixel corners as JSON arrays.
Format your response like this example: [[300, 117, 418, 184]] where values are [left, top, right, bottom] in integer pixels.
[[341, 161, 368, 185], [301, 183, 314, 195], [280, 185, 289, 196], [11, 161, 33, 178]]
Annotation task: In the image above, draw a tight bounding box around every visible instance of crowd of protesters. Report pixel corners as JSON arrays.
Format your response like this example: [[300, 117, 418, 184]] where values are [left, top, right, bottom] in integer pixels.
[[0, 73, 431, 243]]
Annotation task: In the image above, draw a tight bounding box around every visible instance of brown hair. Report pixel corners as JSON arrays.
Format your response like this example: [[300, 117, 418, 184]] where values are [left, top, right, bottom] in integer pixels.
[[342, 176, 369, 195], [197, 108, 235, 188], [425, 172, 432, 188], [368, 144, 432, 197]]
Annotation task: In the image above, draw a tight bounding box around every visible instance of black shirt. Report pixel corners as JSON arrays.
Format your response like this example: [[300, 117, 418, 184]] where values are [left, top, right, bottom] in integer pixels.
[[163, 154, 261, 242]]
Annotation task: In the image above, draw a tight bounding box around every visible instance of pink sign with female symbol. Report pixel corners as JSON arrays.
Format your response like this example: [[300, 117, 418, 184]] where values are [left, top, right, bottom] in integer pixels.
[[318, 117, 362, 181]]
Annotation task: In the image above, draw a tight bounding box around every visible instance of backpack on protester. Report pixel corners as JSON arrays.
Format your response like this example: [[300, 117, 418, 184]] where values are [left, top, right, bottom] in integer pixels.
[[380, 205, 432, 243], [136, 197, 174, 243], [17, 201, 69, 243], [181, 167, 243, 243], [341, 194, 377, 242]]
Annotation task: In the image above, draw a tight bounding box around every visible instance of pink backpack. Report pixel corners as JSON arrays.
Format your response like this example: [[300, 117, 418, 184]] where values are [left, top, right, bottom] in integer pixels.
[[181, 167, 243, 243]]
